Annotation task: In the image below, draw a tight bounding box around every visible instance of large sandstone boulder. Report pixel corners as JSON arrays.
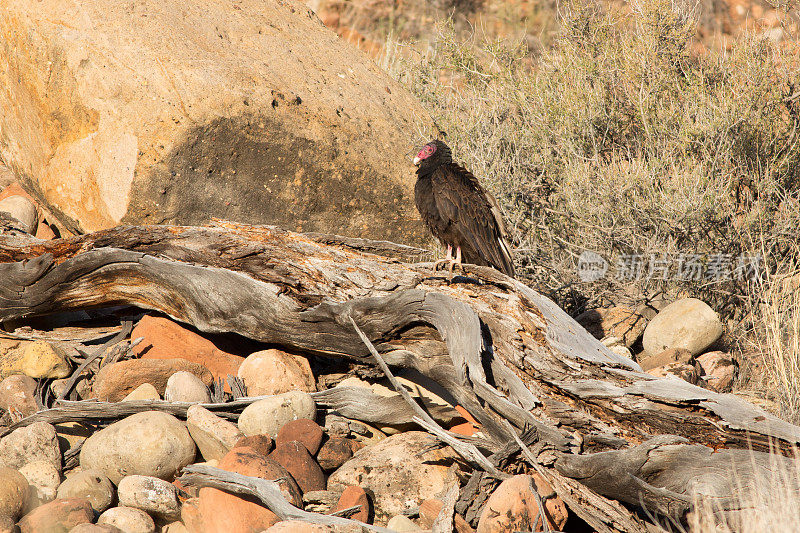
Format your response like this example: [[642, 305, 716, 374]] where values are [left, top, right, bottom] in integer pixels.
[[0, 0, 435, 244]]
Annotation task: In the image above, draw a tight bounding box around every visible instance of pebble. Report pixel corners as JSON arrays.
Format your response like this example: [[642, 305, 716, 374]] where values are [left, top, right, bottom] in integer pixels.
[[643, 298, 723, 356], [80, 411, 196, 484], [697, 351, 737, 392], [232, 434, 273, 455], [331, 486, 370, 523], [316, 437, 353, 472], [0, 466, 29, 521], [269, 441, 327, 494], [276, 418, 324, 455], [0, 340, 71, 380], [386, 515, 422, 531], [17, 498, 94, 533], [118, 475, 181, 520], [477, 474, 568, 533], [0, 374, 38, 418], [576, 305, 647, 347], [92, 358, 213, 402], [0, 195, 37, 234], [121, 383, 160, 402], [639, 347, 693, 371], [69, 524, 124, 533], [57, 469, 116, 513], [238, 390, 316, 437], [19, 460, 61, 512], [327, 431, 458, 521], [164, 371, 211, 403], [237, 349, 316, 395], [186, 404, 244, 461], [197, 447, 301, 533], [98, 506, 156, 533], [0, 422, 61, 471]]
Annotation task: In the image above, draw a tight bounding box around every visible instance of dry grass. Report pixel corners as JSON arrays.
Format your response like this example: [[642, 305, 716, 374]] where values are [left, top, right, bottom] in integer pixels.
[[739, 265, 800, 421], [382, 0, 800, 316], [687, 447, 800, 532]]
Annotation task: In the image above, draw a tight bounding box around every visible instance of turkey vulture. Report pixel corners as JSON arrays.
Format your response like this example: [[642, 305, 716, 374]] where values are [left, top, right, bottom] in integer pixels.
[[413, 140, 515, 278]]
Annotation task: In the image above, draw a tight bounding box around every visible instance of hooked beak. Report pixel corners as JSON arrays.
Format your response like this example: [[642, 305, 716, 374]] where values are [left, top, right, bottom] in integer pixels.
[[413, 156, 421, 166]]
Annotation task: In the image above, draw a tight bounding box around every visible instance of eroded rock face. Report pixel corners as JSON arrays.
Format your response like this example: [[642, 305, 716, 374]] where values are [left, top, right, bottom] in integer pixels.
[[0, 0, 434, 244]]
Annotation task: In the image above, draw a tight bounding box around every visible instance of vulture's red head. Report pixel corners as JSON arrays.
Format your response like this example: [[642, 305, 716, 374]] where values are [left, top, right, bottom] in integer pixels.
[[413, 140, 451, 169]]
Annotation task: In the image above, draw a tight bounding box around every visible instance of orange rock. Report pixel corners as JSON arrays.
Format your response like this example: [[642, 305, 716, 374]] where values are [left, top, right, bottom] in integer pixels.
[[331, 486, 371, 523], [316, 437, 353, 472], [454, 405, 479, 426], [35, 220, 57, 240], [132, 315, 244, 384], [18, 498, 94, 533], [181, 497, 205, 532], [276, 419, 324, 455], [198, 447, 302, 533], [696, 351, 737, 392], [477, 474, 567, 533], [92, 358, 213, 401], [233, 435, 274, 456], [419, 498, 474, 532], [269, 441, 327, 494], [449, 422, 478, 437]]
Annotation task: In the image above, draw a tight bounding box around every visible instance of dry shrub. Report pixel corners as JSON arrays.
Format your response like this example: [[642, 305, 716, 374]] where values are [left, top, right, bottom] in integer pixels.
[[383, 0, 800, 320]]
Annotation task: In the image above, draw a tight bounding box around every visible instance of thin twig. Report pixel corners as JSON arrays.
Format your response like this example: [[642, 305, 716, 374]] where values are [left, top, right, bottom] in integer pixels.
[[349, 315, 507, 479], [57, 321, 134, 402], [178, 464, 394, 532], [348, 316, 439, 428]]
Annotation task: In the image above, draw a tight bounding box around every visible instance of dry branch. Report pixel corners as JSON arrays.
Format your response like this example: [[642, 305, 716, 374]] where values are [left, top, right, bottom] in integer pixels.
[[2, 222, 800, 527]]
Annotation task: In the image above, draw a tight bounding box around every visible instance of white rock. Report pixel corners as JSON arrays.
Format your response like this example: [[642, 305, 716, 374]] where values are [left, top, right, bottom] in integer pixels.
[[18, 460, 60, 513], [0, 195, 36, 234], [121, 383, 160, 402], [186, 404, 243, 461], [643, 298, 723, 356], [160, 521, 189, 533], [386, 515, 422, 531], [80, 411, 195, 484], [164, 371, 210, 403], [0, 422, 61, 472], [98, 506, 155, 533], [69, 523, 124, 533], [327, 431, 458, 521], [238, 391, 316, 438], [57, 469, 115, 513], [117, 475, 180, 520]]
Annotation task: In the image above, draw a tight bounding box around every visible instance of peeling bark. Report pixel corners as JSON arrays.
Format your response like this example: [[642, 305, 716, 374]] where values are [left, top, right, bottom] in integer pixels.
[[1, 221, 798, 529]]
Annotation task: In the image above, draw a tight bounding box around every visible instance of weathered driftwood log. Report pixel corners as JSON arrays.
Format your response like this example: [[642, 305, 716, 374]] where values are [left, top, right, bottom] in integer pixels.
[[1, 221, 798, 531]]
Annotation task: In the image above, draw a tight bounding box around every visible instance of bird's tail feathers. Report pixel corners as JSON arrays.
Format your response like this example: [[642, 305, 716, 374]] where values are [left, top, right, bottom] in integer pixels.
[[497, 237, 516, 278]]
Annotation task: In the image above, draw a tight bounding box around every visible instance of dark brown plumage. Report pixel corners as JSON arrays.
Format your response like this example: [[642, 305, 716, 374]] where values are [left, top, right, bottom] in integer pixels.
[[413, 140, 515, 277]]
